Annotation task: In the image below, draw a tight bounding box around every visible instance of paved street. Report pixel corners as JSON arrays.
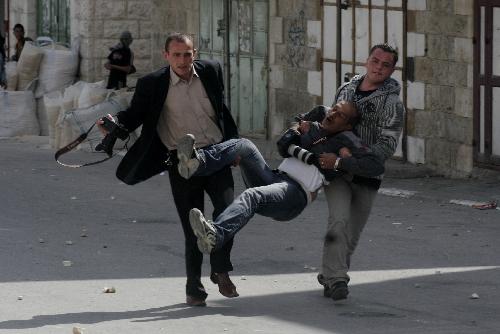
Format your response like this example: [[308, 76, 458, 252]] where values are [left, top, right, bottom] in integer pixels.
[[1, 136, 499, 334]]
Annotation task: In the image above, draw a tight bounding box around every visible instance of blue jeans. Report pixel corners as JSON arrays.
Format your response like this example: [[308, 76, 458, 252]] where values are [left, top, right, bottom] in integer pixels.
[[194, 138, 308, 249]]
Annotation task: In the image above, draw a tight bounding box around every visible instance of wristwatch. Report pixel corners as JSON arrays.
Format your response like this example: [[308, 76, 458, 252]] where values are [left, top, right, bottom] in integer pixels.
[[334, 157, 341, 171]]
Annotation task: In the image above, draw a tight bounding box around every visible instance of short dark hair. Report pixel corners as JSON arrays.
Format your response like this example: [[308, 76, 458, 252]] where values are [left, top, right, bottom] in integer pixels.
[[13, 24, 25, 32], [369, 43, 398, 66], [164, 33, 194, 52]]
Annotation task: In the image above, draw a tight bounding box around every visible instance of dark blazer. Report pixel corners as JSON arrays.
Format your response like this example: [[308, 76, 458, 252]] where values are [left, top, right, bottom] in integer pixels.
[[115, 59, 238, 185]]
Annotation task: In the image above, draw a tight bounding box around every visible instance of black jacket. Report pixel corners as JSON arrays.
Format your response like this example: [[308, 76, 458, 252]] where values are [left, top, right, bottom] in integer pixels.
[[115, 59, 238, 185], [300, 123, 384, 180], [297, 105, 385, 189]]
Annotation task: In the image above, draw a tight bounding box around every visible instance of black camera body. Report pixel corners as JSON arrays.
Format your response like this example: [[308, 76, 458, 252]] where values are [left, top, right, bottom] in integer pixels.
[[276, 128, 301, 158], [95, 117, 129, 156]]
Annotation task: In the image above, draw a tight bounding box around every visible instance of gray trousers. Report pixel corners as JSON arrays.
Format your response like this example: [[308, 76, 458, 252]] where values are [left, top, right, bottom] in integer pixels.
[[318, 175, 378, 288]]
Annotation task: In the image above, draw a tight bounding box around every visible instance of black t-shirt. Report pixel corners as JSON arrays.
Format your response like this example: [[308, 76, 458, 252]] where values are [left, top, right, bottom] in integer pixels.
[[353, 87, 376, 102], [107, 46, 132, 89]]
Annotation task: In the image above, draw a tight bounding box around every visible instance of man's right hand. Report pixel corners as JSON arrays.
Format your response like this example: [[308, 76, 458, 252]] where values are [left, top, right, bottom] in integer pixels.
[[298, 120, 311, 134], [339, 147, 352, 158], [96, 114, 115, 135]]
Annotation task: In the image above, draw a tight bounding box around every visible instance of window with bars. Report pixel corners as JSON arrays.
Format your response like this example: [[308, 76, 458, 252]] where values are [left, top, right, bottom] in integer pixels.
[[37, 0, 70, 45]]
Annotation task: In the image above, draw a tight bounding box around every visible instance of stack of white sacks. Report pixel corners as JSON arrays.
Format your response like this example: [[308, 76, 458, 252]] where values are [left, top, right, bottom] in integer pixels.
[[1, 42, 46, 137], [0, 38, 135, 152], [0, 39, 78, 137], [47, 81, 134, 151]]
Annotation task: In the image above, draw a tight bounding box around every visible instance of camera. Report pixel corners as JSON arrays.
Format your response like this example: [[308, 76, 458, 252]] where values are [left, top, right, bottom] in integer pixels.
[[95, 117, 129, 156], [276, 128, 301, 158]]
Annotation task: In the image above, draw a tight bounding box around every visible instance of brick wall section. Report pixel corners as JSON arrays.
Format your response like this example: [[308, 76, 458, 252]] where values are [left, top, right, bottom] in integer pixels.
[[73, 0, 199, 84], [407, 0, 474, 177], [268, 0, 322, 138]]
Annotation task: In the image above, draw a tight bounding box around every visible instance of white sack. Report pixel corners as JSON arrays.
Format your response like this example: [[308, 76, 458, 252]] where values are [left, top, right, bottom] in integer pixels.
[[36, 97, 49, 136], [16, 43, 44, 91], [62, 81, 85, 112], [77, 81, 108, 109], [0, 90, 39, 137], [35, 42, 79, 98], [56, 81, 87, 149], [64, 94, 128, 152], [5, 61, 18, 91], [57, 117, 77, 150], [44, 91, 63, 148]]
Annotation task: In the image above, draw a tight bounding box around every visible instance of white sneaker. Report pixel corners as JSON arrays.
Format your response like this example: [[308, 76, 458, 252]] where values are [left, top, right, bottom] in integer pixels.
[[177, 134, 201, 179], [189, 208, 217, 254]]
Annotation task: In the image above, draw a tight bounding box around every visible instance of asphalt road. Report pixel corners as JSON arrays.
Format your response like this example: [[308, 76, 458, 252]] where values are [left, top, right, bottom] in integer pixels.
[[0, 136, 499, 334]]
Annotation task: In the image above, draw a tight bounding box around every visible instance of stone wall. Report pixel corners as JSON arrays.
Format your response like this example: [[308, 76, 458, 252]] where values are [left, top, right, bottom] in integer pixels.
[[7, 0, 198, 85], [407, 0, 474, 177], [268, 0, 322, 138], [72, 0, 199, 84]]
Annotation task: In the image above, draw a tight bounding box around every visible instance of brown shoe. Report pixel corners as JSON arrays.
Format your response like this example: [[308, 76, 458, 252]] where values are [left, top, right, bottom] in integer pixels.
[[186, 295, 207, 307], [210, 272, 239, 298]]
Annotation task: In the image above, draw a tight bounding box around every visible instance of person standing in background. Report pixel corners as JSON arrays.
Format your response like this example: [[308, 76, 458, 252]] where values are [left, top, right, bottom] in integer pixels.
[[10, 24, 32, 62], [104, 31, 135, 89]]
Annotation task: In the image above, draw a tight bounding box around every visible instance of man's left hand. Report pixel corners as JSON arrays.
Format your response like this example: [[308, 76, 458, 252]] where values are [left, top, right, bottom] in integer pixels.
[[298, 121, 311, 134]]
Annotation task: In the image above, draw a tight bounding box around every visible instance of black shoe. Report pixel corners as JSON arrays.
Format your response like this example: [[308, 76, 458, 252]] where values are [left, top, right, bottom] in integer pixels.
[[323, 286, 331, 298], [186, 295, 207, 307], [210, 272, 239, 298], [186, 278, 208, 306], [326, 281, 349, 301]]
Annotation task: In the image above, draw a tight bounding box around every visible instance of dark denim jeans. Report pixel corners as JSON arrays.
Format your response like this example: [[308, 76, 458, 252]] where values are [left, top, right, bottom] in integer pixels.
[[194, 138, 308, 249]]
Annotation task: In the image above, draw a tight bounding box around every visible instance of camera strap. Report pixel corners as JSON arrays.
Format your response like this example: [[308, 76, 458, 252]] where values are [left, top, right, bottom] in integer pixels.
[[54, 123, 128, 168]]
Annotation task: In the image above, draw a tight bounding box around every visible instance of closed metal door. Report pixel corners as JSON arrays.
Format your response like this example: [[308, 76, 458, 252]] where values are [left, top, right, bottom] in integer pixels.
[[322, 0, 407, 158], [199, 0, 268, 137], [474, 1, 500, 169], [37, 0, 70, 45]]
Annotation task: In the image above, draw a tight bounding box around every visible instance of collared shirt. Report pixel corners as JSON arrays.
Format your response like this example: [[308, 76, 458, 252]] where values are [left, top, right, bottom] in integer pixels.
[[157, 67, 223, 150]]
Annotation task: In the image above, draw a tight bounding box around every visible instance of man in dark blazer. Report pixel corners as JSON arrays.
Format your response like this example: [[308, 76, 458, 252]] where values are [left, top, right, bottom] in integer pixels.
[[104, 33, 239, 307]]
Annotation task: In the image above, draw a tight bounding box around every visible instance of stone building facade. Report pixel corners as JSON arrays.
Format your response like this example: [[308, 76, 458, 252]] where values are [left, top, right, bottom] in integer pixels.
[[4, 0, 492, 177], [71, 0, 200, 85], [268, 0, 322, 136], [406, 0, 474, 177]]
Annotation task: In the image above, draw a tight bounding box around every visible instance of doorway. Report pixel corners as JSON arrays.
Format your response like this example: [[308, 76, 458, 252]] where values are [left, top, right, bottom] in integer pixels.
[[37, 0, 70, 45], [199, 0, 268, 137]]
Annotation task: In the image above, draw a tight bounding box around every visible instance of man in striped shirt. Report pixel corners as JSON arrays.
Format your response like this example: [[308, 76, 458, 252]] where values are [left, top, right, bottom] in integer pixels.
[[314, 44, 405, 301]]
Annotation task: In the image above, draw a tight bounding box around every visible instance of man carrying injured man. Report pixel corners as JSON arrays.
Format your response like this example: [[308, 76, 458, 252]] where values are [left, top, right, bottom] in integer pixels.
[[176, 101, 384, 255]]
